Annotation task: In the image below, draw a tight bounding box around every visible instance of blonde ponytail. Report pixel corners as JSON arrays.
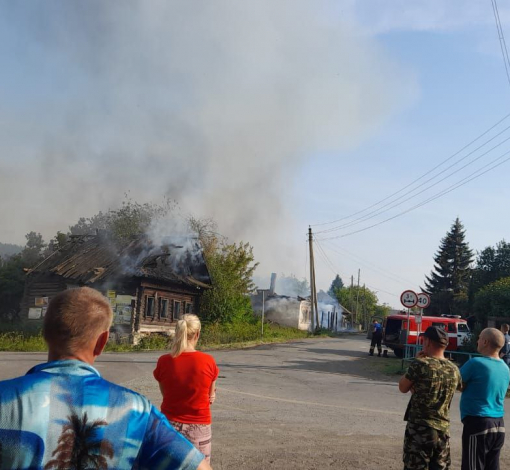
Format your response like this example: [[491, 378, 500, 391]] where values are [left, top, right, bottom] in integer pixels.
[[170, 314, 201, 357]]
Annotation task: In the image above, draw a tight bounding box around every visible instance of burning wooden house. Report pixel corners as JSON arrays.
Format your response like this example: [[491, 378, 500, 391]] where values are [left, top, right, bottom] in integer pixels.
[[250, 274, 312, 331], [21, 233, 212, 342]]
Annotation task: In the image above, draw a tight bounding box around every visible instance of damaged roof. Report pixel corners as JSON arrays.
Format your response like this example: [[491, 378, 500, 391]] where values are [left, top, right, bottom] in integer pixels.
[[28, 233, 212, 289]]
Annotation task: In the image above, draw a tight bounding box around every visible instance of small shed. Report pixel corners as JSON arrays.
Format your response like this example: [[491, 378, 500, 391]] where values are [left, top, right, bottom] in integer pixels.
[[21, 233, 212, 342], [251, 289, 312, 331]]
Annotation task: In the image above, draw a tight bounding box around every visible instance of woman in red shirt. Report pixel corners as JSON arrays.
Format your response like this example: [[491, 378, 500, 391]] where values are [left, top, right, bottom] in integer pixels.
[[154, 314, 219, 464]]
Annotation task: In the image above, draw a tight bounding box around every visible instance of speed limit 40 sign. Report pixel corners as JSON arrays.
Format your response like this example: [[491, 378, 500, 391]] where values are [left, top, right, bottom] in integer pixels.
[[400, 290, 418, 308], [417, 292, 431, 309]]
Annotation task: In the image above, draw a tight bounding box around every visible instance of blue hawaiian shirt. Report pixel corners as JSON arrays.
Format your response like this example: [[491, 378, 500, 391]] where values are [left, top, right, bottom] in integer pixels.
[[0, 360, 204, 469]]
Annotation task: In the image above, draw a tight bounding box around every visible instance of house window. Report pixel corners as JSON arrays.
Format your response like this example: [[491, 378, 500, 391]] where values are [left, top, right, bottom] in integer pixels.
[[146, 297, 155, 318], [185, 302, 193, 314], [174, 301, 182, 320], [161, 299, 168, 319]]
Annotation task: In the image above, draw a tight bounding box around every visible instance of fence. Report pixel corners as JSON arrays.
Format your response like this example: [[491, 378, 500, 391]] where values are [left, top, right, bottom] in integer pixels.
[[401, 343, 481, 371]]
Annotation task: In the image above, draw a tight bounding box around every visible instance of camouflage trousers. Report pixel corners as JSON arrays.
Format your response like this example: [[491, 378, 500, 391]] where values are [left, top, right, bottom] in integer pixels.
[[403, 422, 451, 470]]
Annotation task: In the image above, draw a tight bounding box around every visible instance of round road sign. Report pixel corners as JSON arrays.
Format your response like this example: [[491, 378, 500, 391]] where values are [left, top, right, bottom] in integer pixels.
[[417, 292, 431, 309], [400, 290, 418, 308]]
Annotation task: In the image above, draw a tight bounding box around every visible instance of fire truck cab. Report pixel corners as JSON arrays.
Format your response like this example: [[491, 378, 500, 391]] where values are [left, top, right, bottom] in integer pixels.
[[383, 314, 470, 358]]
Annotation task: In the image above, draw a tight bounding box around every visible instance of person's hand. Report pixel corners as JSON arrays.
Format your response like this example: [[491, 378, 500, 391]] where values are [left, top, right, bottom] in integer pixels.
[[209, 394, 216, 405]]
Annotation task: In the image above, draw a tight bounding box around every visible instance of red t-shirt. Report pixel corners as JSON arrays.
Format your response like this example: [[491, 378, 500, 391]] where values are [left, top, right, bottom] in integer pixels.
[[153, 351, 219, 424]]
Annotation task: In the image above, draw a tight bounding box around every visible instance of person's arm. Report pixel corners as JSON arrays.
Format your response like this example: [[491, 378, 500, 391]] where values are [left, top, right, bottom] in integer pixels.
[[209, 380, 217, 404], [399, 376, 413, 393], [399, 360, 420, 394]]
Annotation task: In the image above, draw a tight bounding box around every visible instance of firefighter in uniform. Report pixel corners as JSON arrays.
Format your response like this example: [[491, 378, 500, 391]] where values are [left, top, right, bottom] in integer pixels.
[[369, 319, 383, 357]]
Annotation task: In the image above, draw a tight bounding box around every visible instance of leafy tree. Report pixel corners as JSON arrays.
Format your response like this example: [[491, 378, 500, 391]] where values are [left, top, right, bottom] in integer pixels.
[[373, 303, 391, 318], [334, 285, 379, 324], [68, 197, 175, 244], [21, 232, 46, 268], [0, 232, 48, 320], [0, 255, 25, 319], [423, 218, 473, 316], [470, 240, 510, 298], [200, 241, 258, 324], [0, 242, 23, 258], [473, 277, 510, 324], [327, 274, 344, 298]]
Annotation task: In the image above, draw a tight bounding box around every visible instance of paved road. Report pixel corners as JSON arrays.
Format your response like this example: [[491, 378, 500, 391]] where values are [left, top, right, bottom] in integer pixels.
[[0, 336, 509, 469]]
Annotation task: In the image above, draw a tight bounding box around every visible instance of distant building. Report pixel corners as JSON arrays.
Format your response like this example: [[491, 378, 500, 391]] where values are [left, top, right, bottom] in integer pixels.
[[21, 233, 212, 343], [250, 275, 349, 331]]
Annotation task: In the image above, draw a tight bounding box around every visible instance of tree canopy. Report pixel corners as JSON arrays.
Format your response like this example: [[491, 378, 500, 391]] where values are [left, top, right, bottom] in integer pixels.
[[327, 274, 344, 298], [473, 277, 510, 323], [423, 218, 473, 316]]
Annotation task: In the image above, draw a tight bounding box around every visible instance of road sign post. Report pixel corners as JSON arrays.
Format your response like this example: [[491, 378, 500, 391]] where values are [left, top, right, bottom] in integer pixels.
[[400, 290, 418, 350], [415, 293, 430, 346]]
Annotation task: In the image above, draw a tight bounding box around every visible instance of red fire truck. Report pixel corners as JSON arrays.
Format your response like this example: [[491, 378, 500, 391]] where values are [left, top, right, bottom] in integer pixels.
[[383, 313, 471, 358]]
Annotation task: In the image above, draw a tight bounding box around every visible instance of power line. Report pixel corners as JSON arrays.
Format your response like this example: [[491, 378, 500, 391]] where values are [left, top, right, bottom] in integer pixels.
[[320, 240, 417, 287], [314, 238, 400, 298], [311, 112, 510, 228], [491, 0, 510, 88], [318, 148, 510, 240], [316, 131, 510, 234], [313, 237, 342, 278]]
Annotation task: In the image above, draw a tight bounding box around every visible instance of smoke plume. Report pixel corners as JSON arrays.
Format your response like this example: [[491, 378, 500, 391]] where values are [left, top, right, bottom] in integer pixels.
[[0, 1, 415, 278]]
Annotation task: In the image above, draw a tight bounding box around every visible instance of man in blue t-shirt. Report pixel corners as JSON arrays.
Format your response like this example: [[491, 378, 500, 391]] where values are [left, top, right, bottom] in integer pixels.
[[0, 287, 212, 470], [460, 328, 510, 470]]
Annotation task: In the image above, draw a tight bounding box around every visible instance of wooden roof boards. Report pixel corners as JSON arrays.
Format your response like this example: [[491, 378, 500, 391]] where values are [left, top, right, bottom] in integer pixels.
[[28, 233, 212, 289]]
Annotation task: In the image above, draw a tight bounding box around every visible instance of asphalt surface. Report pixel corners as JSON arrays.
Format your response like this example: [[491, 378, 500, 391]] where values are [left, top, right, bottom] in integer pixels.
[[0, 336, 509, 469]]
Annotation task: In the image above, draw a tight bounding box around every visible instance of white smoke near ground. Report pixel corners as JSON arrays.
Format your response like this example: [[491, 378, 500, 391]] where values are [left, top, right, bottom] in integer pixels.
[[0, 1, 417, 277]]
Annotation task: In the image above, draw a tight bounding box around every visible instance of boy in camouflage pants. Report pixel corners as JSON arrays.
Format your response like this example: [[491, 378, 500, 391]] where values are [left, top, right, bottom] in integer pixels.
[[399, 326, 461, 469]]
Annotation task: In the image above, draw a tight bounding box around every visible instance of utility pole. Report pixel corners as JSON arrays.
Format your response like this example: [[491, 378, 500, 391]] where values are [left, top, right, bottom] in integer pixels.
[[349, 275, 354, 329], [362, 283, 367, 330], [308, 227, 319, 331], [355, 269, 361, 329], [261, 290, 265, 337]]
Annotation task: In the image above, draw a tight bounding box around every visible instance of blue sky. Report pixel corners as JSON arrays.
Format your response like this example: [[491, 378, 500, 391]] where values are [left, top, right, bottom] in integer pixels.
[[1, 1, 510, 308]]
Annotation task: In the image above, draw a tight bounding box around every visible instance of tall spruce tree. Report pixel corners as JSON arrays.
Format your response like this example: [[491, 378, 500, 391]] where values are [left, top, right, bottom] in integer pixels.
[[327, 274, 344, 297], [423, 218, 473, 316]]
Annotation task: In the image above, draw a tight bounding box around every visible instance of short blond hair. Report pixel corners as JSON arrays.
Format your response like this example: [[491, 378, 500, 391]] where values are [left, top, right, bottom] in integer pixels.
[[43, 287, 113, 355]]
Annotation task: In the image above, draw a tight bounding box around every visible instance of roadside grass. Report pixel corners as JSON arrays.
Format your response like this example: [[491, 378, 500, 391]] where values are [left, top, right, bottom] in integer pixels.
[[365, 352, 406, 377], [0, 320, 328, 352]]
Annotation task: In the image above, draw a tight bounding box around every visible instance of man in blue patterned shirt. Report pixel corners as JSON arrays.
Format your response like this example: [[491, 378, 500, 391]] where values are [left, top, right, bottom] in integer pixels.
[[0, 287, 212, 470]]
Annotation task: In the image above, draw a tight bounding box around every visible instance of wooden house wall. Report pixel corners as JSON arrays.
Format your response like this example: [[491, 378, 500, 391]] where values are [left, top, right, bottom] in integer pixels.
[[137, 280, 198, 331], [21, 274, 67, 318]]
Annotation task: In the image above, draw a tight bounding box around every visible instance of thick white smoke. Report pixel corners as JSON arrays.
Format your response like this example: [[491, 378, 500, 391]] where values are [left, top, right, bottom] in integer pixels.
[[0, 1, 416, 277]]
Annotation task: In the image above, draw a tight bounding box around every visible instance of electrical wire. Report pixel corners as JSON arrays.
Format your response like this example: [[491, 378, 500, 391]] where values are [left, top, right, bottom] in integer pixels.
[[315, 238, 399, 298], [320, 240, 416, 287], [318, 148, 510, 240], [316, 131, 510, 234], [491, 0, 510, 88], [311, 112, 510, 228]]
